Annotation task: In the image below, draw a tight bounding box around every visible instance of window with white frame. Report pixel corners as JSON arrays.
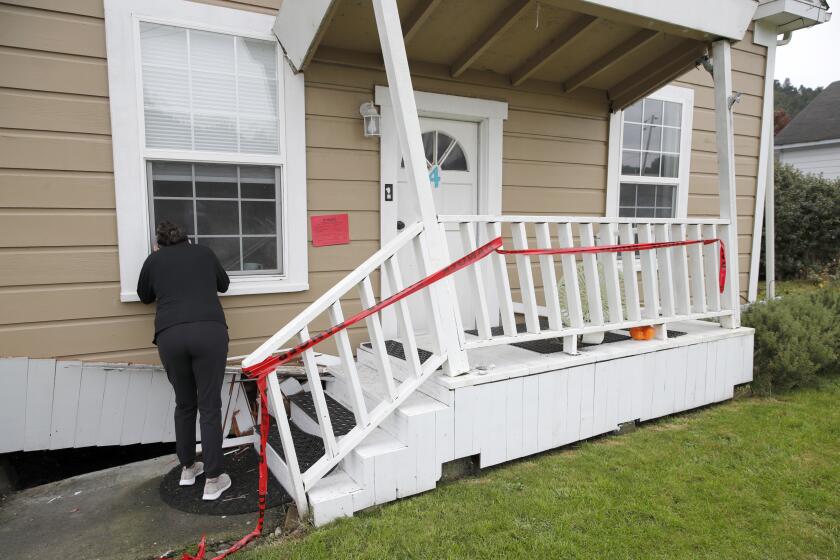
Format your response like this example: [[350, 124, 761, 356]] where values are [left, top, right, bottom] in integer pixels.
[[607, 85, 694, 219], [105, 0, 307, 301]]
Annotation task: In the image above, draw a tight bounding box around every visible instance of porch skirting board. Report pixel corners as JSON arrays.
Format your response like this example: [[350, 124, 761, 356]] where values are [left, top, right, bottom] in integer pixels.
[[0, 360, 253, 453], [312, 323, 753, 525]]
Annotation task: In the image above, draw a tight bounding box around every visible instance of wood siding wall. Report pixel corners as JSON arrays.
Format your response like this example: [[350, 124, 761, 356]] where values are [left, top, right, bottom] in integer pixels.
[[0, 0, 765, 363]]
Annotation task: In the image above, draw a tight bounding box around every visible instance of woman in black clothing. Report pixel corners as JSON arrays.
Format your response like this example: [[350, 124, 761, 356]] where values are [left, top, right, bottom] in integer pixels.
[[137, 221, 232, 501]]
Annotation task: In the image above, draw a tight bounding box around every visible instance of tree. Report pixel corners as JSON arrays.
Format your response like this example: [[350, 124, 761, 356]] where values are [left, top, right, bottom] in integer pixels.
[[774, 78, 824, 130]]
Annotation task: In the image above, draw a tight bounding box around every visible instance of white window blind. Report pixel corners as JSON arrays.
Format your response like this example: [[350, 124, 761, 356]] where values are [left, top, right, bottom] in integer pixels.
[[139, 22, 280, 155]]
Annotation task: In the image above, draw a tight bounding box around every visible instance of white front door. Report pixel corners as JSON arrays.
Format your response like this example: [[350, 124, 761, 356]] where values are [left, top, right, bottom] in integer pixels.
[[394, 117, 479, 334]]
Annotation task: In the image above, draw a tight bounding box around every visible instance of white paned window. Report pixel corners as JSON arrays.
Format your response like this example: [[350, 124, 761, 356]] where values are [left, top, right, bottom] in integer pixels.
[[105, 0, 307, 301], [140, 23, 280, 154], [607, 85, 694, 219]]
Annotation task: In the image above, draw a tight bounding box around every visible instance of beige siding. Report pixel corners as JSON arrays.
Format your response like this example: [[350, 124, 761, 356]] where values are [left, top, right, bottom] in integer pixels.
[[0, 1, 766, 362]]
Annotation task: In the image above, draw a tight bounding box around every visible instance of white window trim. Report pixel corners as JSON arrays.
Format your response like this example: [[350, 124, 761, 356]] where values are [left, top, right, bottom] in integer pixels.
[[606, 84, 694, 219], [104, 0, 307, 302]]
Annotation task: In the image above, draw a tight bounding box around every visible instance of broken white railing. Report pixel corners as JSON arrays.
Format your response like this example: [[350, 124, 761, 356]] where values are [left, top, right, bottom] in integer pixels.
[[241, 220, 449, 516], [439, 215, 736, 355]]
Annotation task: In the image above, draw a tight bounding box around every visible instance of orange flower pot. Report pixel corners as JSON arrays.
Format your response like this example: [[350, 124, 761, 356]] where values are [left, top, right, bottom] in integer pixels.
[[630, 325, 655, 340]]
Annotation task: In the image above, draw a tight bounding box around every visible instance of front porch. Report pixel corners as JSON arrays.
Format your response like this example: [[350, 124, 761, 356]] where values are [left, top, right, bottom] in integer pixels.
[[241, 0, 759, 527]]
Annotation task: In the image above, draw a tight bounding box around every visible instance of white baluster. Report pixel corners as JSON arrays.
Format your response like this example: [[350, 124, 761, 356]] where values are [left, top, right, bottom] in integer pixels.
[[328, 301, 369, 426], [412, 231, 450, 356], [579, 223, 604, 326], [534, 222, 563, 331], [687, 224, 707, 313], [486, 222, 517, 336], [557, 223, 583, 354], [298, 326, 338, 458], [511, 222, 541, 334], [619, 222, 641, 321], [670, 224, 691, 316], [654, 224, 675, 318], [459, 222, 492, 339], [266, 371, 307, 511], [637, 223, 660, 319], [357, 277, 398, 401], [702, 224, 722, 312], [383, 256, 423, 376], [597, 223, 623, 324]]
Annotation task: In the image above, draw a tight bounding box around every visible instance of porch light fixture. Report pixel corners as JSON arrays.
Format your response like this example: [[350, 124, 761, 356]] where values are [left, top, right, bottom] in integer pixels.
[[359, 101, 381, 137]]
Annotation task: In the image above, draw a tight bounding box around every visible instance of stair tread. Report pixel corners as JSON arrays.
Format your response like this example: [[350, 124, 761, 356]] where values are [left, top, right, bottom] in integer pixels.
[[328, 362, 444, 415], [308, 469, 361, 503], [288, 390, 355, 437]]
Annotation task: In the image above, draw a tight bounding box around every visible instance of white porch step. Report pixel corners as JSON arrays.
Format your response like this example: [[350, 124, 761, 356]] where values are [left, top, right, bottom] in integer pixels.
[[294, 359, 449, 525], [306, 468, 361, 526]]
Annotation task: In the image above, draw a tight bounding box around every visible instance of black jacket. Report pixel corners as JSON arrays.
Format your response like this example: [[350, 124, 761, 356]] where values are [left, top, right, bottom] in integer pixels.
[[137, 241, 230, 343]]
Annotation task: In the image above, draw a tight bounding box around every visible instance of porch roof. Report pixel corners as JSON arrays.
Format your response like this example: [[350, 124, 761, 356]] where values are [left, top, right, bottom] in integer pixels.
[[274, 0, 758, 110]]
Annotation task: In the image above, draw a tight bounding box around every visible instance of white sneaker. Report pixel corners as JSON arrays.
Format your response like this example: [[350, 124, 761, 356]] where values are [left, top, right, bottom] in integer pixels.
[[180, 461, 204, 486], [203, 473, 232, 501]]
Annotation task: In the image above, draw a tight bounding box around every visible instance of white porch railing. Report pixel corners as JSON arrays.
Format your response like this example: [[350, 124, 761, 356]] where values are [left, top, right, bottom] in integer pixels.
[[241, 220, 449, 516], [241, 213, 737, 516], [439, 215, 735, 354]]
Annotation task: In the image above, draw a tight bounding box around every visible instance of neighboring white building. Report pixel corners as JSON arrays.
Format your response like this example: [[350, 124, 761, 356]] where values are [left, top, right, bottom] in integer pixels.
[[775, 80, 840, 179]]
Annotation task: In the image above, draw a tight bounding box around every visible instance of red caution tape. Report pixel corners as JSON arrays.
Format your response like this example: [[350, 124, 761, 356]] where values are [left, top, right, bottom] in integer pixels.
[[178, 233, 725, 559]]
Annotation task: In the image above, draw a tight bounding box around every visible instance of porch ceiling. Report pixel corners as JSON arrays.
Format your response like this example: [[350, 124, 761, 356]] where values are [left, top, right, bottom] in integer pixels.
[[309, 0, 755, 110]]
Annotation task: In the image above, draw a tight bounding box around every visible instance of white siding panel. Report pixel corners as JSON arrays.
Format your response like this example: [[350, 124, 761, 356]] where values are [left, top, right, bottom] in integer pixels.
[[0, 357, 28, 453], [522, 375, 540, 456], [74, 364, 107, 447], [478, 382, 507, 467], [98, 368, 131, 446], [577, 364, 596, 440], [505, 377, 524, 461], [777, 144, 840, 180], [24, 359, 56, 451], [453, 385, 477, 459], [49, 361, 83, 450], [564, 366, 584, 444], [120, 368, 153, 445], [537, 370, 559, 451], [141, 369, 173, 444]]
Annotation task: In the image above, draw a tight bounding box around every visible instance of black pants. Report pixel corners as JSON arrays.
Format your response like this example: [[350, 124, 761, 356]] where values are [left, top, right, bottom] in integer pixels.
[[157, 321, 229, 478]]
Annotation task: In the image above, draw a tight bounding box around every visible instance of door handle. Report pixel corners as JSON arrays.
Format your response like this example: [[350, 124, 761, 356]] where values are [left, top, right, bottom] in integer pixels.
[[396, 220, 405, 231]]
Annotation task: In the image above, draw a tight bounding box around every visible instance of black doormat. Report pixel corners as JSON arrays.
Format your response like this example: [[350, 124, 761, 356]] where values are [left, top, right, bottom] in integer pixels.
[[361, 340, 435, 364], [288, 391, 355, 437], [464, 317, 550, 337], [159, 446, 290, 515], [512, 331, 633, 354], [466, 326, 688, 355], [261, 416, 327, 473]]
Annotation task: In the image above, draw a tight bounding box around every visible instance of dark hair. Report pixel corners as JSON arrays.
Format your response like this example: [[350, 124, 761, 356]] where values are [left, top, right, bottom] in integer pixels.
[[155, 221, 187, 247]]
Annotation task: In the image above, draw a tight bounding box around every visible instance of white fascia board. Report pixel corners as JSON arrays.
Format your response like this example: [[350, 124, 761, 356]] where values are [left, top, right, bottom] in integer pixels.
[[754, 0, 831, 32], [575, 0, 756, 40], [272, 0, 337, 72], [774, 137, 840, 150]]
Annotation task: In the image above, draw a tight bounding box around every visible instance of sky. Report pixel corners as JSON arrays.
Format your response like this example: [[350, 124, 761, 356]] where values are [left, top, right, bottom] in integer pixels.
[[774, 13, 840, 89]]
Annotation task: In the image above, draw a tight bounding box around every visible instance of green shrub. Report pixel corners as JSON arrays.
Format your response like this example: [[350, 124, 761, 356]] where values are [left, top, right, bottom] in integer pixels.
[[769, 163, 840, 280], [742, 283, 840, 394]]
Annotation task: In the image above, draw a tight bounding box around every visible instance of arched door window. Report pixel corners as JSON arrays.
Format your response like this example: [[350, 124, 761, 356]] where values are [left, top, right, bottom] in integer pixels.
[[401, 130, 468, 171]]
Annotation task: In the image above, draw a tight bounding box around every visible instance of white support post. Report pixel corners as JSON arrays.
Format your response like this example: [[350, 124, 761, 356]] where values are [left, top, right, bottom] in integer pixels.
[[373, 0, 470, 375], [712, 39, 741, 327]]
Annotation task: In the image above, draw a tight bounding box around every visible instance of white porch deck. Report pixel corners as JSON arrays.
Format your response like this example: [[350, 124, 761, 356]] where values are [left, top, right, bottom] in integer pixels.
[[296, 319, 753, 525]]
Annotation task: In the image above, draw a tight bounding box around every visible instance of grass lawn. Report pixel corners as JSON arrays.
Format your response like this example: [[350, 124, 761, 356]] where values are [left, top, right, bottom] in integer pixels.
[[242, 381, 840, 559], [756, 278, 830, 301]]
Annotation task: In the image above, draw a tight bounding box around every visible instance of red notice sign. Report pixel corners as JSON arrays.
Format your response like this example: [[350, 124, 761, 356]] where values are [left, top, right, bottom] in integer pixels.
[[311, 213, 350, 247]]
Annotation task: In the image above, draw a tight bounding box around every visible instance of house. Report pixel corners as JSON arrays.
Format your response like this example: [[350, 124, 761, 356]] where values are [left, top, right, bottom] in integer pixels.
[[776, 80, 840, 179], [0, 0, 830, 526]]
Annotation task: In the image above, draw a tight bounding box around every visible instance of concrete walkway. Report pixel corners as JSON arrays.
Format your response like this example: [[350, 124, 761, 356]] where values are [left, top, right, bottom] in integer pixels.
[[0, 455, 284, 560]]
